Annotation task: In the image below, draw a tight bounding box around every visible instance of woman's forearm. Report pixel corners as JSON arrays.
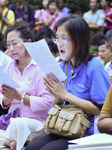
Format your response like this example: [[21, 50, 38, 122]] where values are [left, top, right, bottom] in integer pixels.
[[98, 118, 112, 133], [63, 92, 100, 115]]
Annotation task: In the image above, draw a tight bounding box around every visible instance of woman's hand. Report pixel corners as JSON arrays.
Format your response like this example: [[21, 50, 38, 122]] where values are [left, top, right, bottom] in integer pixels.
[[52, 97, 63, 105], [43, 73, 67, 100], [1, 84, 22, 100], [54, 9, 58, 17], [2, 96, 12, 106]]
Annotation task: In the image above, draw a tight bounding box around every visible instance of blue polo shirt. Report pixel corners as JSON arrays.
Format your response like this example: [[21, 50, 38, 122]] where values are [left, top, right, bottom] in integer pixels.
[[60, 57, 110, 136]]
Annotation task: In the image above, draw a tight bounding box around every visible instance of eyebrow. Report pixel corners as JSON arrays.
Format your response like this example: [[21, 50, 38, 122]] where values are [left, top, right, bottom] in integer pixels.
[[7, 39, 19, 43]]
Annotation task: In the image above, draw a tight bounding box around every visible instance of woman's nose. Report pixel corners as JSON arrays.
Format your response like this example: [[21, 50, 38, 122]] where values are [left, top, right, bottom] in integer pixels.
[[8, 44, 14, 51], [58, 40, 64, 47]]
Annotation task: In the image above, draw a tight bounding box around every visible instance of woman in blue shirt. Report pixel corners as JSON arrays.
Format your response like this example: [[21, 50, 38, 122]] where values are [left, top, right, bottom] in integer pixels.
[[25, 14, 110, 150]]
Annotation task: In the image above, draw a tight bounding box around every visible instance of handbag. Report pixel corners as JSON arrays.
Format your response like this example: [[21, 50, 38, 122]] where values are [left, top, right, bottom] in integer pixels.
[[45, 104, 90, 139], [44, 62, 90, 139]]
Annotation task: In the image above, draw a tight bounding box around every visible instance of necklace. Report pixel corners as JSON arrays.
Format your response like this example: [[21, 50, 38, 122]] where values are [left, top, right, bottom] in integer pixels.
[[70, 69, 75, 78]]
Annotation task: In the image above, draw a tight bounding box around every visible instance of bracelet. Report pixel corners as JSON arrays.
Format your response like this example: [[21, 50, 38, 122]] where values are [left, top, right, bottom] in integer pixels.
[[21, 92, 26, 104]]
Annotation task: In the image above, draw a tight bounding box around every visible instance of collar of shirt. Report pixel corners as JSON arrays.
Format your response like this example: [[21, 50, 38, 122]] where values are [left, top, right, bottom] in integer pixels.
[[89, 9, 100, 15], [13, 59, 37, 68], [68, 60, 84, 77]]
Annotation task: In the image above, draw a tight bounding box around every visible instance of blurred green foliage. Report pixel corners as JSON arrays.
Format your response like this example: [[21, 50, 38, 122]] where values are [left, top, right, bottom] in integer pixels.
[[9, 0, 90, 12]]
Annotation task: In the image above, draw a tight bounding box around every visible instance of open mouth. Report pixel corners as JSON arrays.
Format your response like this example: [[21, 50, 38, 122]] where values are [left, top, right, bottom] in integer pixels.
[[100, 57, 104, 60], [60, 50, 65, 53], [12, 53, 18, 56]]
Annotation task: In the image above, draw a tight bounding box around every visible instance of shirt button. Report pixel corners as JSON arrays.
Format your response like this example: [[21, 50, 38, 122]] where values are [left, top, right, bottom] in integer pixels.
[[71, 80, 73, 83]]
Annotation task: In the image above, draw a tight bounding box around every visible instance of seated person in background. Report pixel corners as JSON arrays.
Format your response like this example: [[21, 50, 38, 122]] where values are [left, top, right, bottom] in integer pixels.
[[90, 32, 105, 58], [33, 0, 49, 32], [25, 14, 110, 150], [98, 85, 112, 134], [100, 0, 112, 34], [98, 36, 112, 66], [0, 21, 53, 150], [36, 26, 60, 61], [83, 0, 105, 37], [8, 0, 35, 28], [42, 0, 62, 30], [57, 0, 69, 17], [68, 2, 82, 16], [47, 39, 59, 59], [36, 26, 55, 41], [0, 0, 15, 35], [104, 29, 112, 78]]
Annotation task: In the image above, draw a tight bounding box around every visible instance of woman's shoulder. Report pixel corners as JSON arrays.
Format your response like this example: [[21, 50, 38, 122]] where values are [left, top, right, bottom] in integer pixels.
[[59, 61, 66, 69], [85, 57, 108, 77], [87, 57, 104, 71]]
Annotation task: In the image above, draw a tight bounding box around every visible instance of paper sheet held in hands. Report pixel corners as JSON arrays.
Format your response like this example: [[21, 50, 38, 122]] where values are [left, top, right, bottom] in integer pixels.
[[23, 39, 67, 81], [0, 68, 20, 89]]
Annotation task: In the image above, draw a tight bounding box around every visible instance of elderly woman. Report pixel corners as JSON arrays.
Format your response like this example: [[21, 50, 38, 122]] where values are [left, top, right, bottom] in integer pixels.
[[0, 21, 53, 150]]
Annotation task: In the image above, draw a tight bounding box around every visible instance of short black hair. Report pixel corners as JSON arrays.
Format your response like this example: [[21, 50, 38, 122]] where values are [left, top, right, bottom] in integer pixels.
[[36, 26, 55, 41], [90, 33, 106, 46], [47, 39, 58, 54], [106, 29, 112, 41]]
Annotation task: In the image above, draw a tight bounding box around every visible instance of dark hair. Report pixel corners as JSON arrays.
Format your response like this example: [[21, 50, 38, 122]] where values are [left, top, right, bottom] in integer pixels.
[[0, 32, 6, 52], [54, 14, 93, 68], [47, 39, 59, 55], [57, 0, 67, 4], [105, 0, 110, 5], [90, 33, 106, 46], [97, 0, 100, 3], [69, 3, 81, 14], [106, 29, 112, 41], [5, 21, 35, 42], [38, 0, 48, 9], [36, 26, 55, 41], [48, 0, 58, 7], [98, 38, 107, 46]]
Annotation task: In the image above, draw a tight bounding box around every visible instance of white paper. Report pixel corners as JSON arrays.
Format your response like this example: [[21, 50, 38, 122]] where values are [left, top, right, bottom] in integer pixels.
[[68, 143, 112, 150], [23, 39, 67, 81], [68, 133, 112, 145], [0, 68, 20, 88]]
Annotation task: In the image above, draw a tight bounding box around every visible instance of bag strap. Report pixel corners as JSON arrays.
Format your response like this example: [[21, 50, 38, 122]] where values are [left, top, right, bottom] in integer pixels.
[[64, 62, 68, 85], [61, 62, 68, 105]]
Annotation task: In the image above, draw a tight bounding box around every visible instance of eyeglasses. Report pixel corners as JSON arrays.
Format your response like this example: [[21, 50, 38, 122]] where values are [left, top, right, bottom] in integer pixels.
[[53, 38, 72, 44]]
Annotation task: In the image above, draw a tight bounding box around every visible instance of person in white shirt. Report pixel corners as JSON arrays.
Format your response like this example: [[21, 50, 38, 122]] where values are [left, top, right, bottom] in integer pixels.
[[83, 0, 105, 36]]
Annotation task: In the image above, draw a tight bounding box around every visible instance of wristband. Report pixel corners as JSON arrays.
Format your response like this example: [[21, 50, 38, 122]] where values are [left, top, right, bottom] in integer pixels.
[[21, 92, 26, 104]]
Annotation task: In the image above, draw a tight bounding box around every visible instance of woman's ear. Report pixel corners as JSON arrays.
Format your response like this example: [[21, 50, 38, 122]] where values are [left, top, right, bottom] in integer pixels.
[[27, 39, 32, 43]]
